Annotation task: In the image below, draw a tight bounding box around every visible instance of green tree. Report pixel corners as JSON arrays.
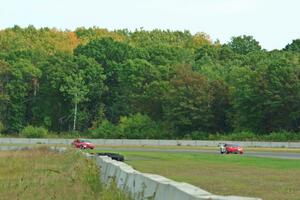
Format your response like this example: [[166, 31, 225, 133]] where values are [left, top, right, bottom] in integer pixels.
[[74, 38, 141, 122], [116, 59, 170, 119], [227, 35, 262, 55], [0, 60, 10, 131], [145, 45, 193, 66], [74, 37, 136, 67], [40, 54, 106, 131], [228, 52, 300, 132], [5, 59, 42, 132], [60, 72, 88, 131], [164, 65, 213, 136], [284, 39, 300, 52]]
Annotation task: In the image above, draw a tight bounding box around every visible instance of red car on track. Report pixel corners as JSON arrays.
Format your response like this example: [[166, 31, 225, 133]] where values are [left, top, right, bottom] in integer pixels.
[[72, 139, 95, 149], [219, 143, 244, 154]]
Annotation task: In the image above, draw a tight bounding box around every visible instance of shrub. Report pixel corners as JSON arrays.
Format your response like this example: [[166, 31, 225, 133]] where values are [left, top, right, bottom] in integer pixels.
[[208, 133, 223, 140], [261, 132, 285, 141], [206, 131, 257, 141], [118, 113, 165, 139], [65, 130, 82, 138], [184, 131, 209, 140], [21, 125, 48, 138], [90, 120, 120, 139], [0, 121, 4, 134], [261, 131, 300, 142], [227, 131, 257, 141]]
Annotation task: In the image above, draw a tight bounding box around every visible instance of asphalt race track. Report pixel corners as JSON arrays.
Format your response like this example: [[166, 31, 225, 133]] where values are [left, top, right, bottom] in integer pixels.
[[95, 147, 300, 160]]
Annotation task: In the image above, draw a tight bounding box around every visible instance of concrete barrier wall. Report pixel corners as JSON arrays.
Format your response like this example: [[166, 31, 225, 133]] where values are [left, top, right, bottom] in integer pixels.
[[95, 155, 261, 200], [1, 138, 300, 148]]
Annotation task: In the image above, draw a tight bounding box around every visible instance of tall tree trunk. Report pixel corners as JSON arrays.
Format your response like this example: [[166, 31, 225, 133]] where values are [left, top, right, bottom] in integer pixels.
[[73, 94, 78, 131]]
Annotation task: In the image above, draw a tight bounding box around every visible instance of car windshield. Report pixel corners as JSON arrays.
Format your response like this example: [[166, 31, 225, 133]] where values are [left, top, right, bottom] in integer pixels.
[[226, 144, 239, 147], [80, 139, 91, 143]]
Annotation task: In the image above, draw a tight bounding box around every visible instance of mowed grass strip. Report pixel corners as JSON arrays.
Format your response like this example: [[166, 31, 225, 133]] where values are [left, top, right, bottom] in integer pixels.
[[94, 145, 300, 153], [0, 148, 131, 200], [92, 150, 300, 200]]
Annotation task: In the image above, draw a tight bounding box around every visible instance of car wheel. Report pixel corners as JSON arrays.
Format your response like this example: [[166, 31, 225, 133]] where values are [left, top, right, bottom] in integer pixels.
[[80, 145, 86, 150]]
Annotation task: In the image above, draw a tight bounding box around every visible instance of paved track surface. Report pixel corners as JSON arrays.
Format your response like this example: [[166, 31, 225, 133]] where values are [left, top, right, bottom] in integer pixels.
[[95, 147, 300, 160]]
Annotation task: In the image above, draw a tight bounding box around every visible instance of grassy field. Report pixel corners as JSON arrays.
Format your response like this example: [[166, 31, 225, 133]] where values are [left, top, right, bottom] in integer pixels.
[[0, 148, 130, 200], [94, 145, 300, 153], [90, 150, 300, 200]]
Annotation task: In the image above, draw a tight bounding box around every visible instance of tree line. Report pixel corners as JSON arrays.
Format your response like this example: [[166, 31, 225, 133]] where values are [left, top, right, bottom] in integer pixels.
[[1, 25, 300, 139]]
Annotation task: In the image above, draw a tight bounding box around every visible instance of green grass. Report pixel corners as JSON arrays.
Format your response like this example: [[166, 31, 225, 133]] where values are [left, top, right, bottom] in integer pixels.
[[94, 145, 300, 153], [90, 149, 300, 200], [0, 148, 131, 200]]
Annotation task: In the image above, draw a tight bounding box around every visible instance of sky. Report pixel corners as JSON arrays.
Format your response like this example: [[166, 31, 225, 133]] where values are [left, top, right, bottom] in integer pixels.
[[0, 0, 299, 50]]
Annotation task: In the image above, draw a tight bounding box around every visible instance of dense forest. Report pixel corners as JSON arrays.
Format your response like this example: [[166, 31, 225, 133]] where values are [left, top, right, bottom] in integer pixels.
[[1, 25, 300, 140]]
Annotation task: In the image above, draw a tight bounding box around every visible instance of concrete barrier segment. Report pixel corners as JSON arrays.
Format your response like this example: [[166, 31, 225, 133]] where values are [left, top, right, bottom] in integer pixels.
[[95, 156, 262, 200], [1, 138, 300, 148]]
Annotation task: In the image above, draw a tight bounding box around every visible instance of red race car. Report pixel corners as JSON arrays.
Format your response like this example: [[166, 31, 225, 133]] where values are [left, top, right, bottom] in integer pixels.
[[72, 139, 95, 149], [219, 143, 244, 154]]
